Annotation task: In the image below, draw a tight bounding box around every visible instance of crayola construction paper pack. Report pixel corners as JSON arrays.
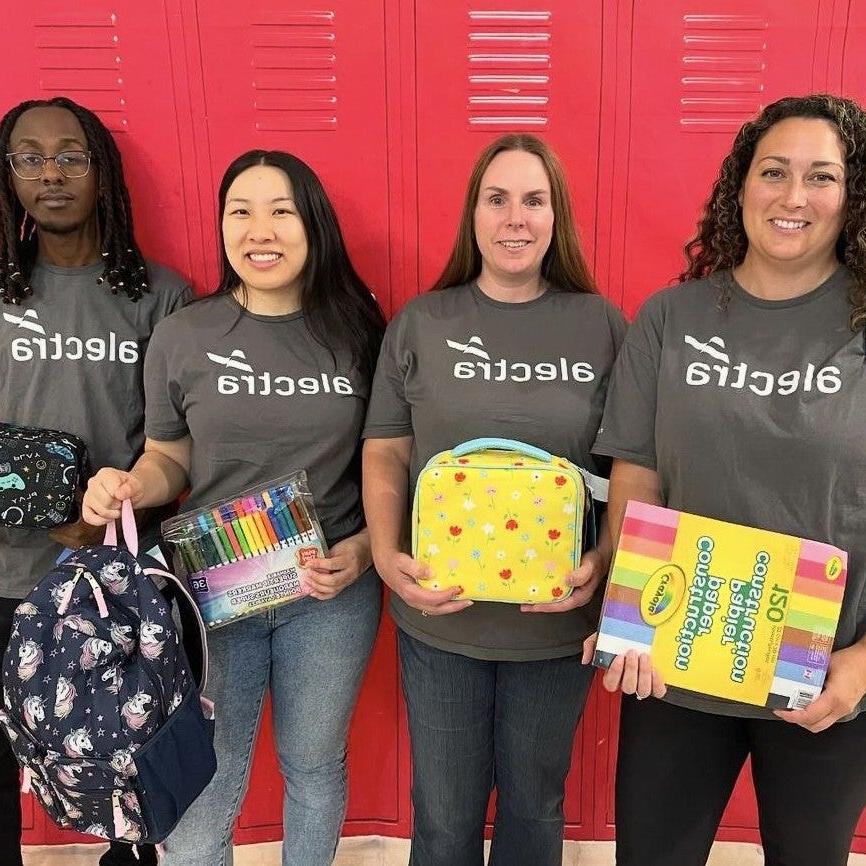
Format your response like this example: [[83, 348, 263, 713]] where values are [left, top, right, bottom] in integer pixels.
[[594, 501, 847, 709]]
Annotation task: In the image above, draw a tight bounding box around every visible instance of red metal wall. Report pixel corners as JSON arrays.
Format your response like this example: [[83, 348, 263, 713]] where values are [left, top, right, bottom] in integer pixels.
[[5, 0, 866, 851]]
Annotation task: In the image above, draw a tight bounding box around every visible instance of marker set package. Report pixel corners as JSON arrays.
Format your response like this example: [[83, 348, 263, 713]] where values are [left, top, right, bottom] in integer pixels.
[[161, 471, 327, 629]]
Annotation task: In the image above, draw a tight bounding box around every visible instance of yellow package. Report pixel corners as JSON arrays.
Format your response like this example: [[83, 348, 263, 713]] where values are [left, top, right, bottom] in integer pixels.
[[594, 501, 847, 709], [412, 438, 602, 604]]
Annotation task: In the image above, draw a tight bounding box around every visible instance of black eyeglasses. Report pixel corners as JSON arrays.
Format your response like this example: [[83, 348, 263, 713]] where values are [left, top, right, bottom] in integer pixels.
[[5, 150, 92, 180]]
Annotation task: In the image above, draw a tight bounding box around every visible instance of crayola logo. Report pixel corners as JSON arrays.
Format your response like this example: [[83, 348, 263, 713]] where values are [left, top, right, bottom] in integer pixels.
[[639, 565, 686, 626], [825, 556, 843, 581]]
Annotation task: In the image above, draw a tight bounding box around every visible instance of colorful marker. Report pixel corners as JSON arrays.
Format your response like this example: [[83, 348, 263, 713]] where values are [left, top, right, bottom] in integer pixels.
[[268, 505, 289, 545], [251, 509, 274, 552], [168, 478, 326, 575], [276, 500, 299, 538], [241, 513, 265, 554], [255, 496, 281, 547], [222, 519, 244, 559], [231, 513, 252, 557], [209, 527, 230, 565]]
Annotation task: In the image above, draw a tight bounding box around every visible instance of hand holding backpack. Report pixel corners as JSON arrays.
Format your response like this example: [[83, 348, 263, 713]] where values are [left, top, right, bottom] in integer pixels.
[[0, 499, 216, 846]]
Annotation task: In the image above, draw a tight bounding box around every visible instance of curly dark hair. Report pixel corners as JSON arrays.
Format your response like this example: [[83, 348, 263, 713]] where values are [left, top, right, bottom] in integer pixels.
[[0, 96, 148, 304], [681, 93, 866, 329]]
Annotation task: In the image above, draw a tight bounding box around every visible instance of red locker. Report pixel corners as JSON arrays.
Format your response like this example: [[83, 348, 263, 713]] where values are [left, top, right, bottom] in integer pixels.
[[185, 0, 395, 310], [4, 0, 866, 854], [598, 0, 840, 317], [414, 1, 605, 299]]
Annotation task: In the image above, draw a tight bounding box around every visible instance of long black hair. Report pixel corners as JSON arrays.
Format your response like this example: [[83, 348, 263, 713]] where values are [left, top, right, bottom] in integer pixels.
[[0, 96, 148, 305], [214, 150, 385, 374]]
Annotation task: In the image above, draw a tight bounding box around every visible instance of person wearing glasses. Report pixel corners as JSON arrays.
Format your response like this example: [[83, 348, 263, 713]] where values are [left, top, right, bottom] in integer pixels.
[[0, 97, 189, 865]]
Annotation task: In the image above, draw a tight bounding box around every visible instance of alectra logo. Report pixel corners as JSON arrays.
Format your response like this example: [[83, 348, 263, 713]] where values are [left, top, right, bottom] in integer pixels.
[[445, 334, 595, 383], [3, 309, 138, 364], [206, 348, 354, 396], [639, 564, 686, 626], [683, 334, 841, 396]]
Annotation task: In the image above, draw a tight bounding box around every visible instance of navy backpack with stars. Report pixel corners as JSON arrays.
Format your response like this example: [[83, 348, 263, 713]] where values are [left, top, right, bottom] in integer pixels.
[[0, 500, 215, 846]]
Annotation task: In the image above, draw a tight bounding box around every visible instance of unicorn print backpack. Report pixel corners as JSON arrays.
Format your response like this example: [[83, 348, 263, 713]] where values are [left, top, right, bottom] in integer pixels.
[[0, 501, 216, 846]]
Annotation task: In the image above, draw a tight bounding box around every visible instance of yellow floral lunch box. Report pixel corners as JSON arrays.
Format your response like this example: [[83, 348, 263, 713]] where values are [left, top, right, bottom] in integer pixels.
[[412, 438, 606, 604]]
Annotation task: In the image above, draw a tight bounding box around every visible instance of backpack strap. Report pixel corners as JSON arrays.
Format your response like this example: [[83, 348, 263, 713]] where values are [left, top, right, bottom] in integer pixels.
[[103, 499, 139, 557], [142, 565, 210, 695]]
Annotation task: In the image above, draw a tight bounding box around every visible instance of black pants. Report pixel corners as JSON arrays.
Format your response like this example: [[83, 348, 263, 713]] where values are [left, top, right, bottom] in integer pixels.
[[0, 597, 157, 866], [615, 694, 866, 866]]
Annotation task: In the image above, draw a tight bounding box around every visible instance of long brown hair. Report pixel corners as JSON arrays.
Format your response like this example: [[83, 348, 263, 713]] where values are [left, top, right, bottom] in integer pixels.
[[681, 94, 866, 330], [431, 134, 596, 294]]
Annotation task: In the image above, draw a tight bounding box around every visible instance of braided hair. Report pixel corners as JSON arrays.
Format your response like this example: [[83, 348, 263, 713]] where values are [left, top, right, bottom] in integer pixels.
[[0, 96, 148, 304], [681, 93, 866, 331]]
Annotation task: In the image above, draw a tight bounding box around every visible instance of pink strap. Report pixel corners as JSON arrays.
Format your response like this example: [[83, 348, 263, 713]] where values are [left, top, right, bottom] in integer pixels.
[[82, 574, 109, 619], [21, 767, 33, 795], [102, 499, 138, 557], [112, 790, 125, 838], [56, 576, 77, 616], [57, 566, 109, 619]]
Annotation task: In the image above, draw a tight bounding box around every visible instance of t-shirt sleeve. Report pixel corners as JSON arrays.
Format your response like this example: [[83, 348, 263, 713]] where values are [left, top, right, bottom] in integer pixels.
[[145, 261, 193, 321], [606, 300, 628, 352], [592, 292, 665, 470], [362, 308, 414, 439], [166, 283, 193, 315], [143, 319, 189, 441]]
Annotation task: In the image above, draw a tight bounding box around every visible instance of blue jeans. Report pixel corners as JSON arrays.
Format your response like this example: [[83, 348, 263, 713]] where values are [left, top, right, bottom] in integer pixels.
[[162, 568, 381, 866], [398, 629, 595, 866]]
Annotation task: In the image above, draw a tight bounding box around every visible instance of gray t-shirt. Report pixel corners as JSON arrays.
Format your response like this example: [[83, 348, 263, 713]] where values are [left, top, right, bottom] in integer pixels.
[[0, 260, 190, 598], [594, 267, 866, 719], [363, 282, 626, 660], [144, 295, 370, 542]]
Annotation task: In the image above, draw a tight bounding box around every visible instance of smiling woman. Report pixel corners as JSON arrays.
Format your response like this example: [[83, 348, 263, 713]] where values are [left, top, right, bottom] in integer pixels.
[[736, 117, 847, 296], [593, 93, 866, 866], [82, 149, 386, 866], [221, 165, 309, 315], [471, 148, 554, 299], [362, 134, 625, 866]]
